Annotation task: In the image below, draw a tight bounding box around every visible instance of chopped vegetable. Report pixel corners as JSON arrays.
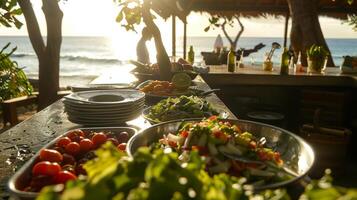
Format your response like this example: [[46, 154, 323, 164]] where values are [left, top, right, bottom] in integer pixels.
[[145, 96, 219, 123]]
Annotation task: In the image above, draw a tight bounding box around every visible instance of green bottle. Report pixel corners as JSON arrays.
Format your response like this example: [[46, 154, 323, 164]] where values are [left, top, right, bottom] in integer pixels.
[[227, 46, 236, 72], [280, 47, 289, 75], [188, 45, 195, 64]]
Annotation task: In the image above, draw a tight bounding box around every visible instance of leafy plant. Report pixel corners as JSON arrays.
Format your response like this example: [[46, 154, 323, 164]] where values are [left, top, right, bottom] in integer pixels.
[[36, 143, 357, 200], [306, 45, 329, 60], [0, 0, 23, 28], [0, 43, 33, 102], [204, 14, 244, 50], [346, 14, 357, 31]]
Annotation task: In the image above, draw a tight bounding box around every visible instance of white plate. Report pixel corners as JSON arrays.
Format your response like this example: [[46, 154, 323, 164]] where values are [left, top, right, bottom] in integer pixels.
[[65, 89, 145, 105], [68, 112, 141, 125], [63, 101, 144, 112], [62, 99, 144, 109], [65, 106, 144, 118]]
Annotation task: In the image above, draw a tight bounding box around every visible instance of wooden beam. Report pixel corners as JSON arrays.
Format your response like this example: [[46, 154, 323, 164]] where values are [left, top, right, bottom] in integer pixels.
[[190, 4, 357, 14], [283, 12, 289, 48], [172, 15, 176, 58], [183, 20, 187, 60]]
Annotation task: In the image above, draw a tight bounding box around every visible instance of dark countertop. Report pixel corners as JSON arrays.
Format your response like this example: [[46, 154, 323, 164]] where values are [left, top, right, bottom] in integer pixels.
[[0, 77, 236, 199]]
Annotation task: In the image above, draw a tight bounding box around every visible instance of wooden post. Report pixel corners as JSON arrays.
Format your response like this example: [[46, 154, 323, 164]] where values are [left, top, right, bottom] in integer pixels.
[[283, 12, 290, 48], [172, 15, 176, 58], [183, 20, 187, 59]]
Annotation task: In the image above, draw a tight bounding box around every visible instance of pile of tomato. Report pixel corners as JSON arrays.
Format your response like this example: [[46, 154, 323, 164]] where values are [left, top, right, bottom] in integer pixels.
[[25, 129, 129, 192]]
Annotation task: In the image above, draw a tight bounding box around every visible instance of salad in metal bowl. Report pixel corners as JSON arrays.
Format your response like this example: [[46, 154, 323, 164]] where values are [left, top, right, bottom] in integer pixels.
[[143, 96, 220, 124], [153, 116, 295, 186]]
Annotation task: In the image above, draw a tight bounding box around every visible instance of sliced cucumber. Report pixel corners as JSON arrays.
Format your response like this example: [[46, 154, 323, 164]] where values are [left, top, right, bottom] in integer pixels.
[[208, 142, 218, 156], [248, 168, 275, 177], [209, 161, 231, 174]]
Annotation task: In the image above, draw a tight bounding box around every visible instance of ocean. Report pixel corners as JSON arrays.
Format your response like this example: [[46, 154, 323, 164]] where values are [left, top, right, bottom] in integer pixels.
[[1, 36, 356, 87]]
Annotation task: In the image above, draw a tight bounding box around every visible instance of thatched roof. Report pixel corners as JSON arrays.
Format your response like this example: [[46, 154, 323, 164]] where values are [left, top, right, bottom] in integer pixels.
[[184, 0, 357, 19]]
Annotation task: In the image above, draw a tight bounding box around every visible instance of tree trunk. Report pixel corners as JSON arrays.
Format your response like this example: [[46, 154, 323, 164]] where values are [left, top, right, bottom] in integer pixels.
[[40, 0, 63, 109], [142, 0, 172, 81], [18, 0, 63, 109], [287, 0, 335, 67], [221, 16, 244, 51]]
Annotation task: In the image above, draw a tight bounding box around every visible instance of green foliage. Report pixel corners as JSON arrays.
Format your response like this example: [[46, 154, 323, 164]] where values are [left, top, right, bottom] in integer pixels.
[[346, 14, 357, 31], [300, 169, 357, 200], [115, 0, 143, 32], [204, 15, 236, 33], [0, 0, 23, 28], [306, 45, 329, 60], [36, 144, 357, 200], [0, 43, 33, 102]]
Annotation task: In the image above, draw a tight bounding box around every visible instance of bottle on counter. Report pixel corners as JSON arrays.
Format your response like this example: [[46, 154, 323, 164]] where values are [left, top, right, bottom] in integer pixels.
[[227, 46, 236, 72], [238, 50, 244, 68], [188, 45, 195, 64], [280, 47, 289, 75], [295, 52, 302, 73]]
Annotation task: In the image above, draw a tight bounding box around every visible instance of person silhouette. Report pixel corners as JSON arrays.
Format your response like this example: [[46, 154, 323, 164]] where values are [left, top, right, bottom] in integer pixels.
[[136, 27, 152, 64]]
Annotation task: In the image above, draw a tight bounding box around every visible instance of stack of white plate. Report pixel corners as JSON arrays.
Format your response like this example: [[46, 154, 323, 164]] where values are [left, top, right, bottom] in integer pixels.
[[63, 90, 145, 126]]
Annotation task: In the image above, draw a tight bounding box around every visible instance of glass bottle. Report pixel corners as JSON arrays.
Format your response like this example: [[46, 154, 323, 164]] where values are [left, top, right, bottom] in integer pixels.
[[295, 52, 302, 73], [227, 46, 236, 72], [280, 47, 289, 75], [188, 45, 195, 64]]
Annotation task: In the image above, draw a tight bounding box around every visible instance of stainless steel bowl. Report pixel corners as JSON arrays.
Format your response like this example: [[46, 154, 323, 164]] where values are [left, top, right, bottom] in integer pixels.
[[127, 118, 315, 190], [8, 127, 137, 200]]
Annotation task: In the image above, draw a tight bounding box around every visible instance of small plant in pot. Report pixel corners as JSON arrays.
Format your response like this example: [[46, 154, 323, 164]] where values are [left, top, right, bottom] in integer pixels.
[[306, 45, 329, 73]]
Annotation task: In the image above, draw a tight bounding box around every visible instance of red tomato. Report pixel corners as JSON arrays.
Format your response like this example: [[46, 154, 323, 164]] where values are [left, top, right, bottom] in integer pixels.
[[79, 139, 94, 152], [65, 142, 80, 155], [117, 143, 126, 151], [53, 170, 77, 184], [180, 130, 189, 138], [32, 161, 61, 176], [62, 153, 76, 165], [92, 132, 107, 146], [67, 130, 85, 142], [53, 146, 65, 154], [40, 149, 63, 163], [29, 175, 54, 192], [107, 138, 119, 146], [56, 137, 71, 148], [117, 132, 129, 143]]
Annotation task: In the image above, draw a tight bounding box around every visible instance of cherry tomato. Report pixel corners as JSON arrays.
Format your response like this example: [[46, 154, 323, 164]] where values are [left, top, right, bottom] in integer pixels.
[[67, 130, 85, 142], [65, 142, 80, 155], [56, 137, 71, 148], [79, 139, 94, 152], [53, 146, 65, 154], [29, 175, 53, 192], [53, 170, 77, 184], [75, 164, 87, 175], [62, 153, 76, 165], [117, 143, 126, 151], [32, 161, 61, 176], [92, 132, 107, 146], [107, 138, 119, 146], [117, 132, 129, 143], [62, 164, 76, 174], [40, 149, 63, 163]]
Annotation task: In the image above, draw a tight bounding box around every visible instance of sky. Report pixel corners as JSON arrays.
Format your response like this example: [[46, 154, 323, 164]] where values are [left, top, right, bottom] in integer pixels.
[[0, 0, 356, 39]]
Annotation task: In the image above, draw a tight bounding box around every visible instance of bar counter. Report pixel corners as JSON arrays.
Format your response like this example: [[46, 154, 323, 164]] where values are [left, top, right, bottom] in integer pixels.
[[202, 65, 357, 87], [0, 76, 236, 199]]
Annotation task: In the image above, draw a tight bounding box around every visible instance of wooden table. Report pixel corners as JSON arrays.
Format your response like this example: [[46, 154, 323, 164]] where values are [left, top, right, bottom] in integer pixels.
[[0, 76, 236, 199]]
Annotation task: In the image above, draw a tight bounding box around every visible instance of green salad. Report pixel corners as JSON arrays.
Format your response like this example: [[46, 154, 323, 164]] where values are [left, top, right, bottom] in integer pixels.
[[37, 143, 357, 200], [144, 96, 219, 123]]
